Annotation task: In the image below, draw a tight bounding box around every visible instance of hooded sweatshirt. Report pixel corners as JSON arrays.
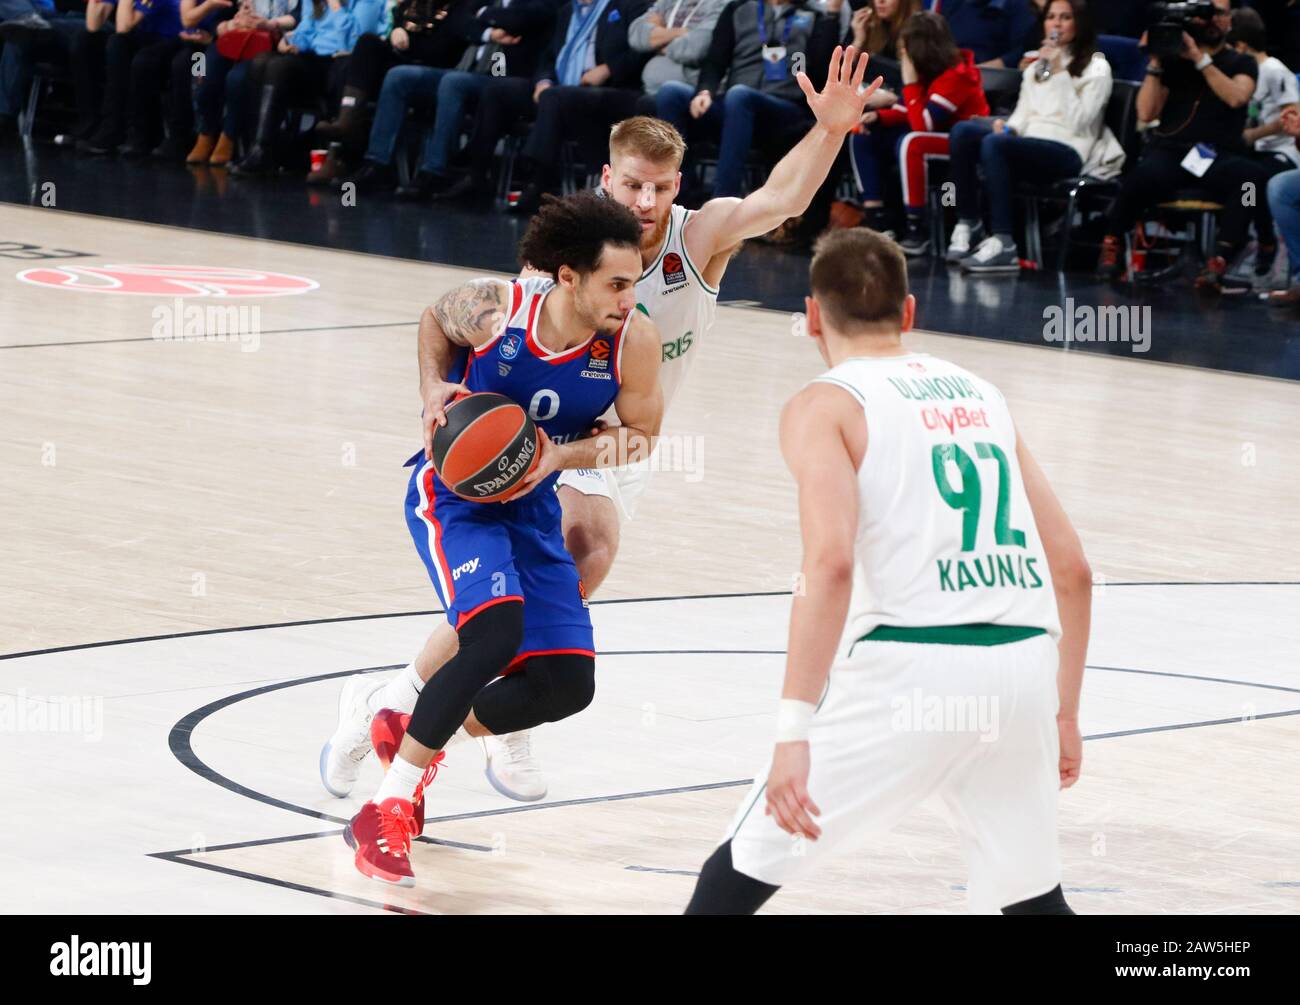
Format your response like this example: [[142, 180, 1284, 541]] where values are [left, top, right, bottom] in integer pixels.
[[876, 48, 988, 132]]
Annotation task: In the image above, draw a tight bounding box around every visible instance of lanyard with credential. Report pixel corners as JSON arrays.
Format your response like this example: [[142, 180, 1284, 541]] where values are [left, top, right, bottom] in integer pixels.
[[755, 0, 795, 48], [756, 0, 796, 81]]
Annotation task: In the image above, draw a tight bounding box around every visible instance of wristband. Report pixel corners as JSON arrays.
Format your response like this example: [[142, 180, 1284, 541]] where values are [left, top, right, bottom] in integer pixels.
[[1145, 63, 1162, 77], [1195, 53, 1212, 72], [776, 699, 815, 742]]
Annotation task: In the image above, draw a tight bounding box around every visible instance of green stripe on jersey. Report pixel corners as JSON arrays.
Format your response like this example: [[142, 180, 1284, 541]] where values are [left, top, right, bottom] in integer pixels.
[[855, 623, 1047, 647]]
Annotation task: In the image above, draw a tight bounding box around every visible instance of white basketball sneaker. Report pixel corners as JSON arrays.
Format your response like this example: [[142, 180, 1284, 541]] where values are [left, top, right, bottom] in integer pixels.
[[480, 730, 547, 802], [319, 674, 385, 798]]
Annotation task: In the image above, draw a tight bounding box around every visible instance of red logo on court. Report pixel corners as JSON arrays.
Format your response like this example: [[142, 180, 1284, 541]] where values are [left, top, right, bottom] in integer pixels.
[[662, 252, 686, 286], [15, 264, 319, 297]]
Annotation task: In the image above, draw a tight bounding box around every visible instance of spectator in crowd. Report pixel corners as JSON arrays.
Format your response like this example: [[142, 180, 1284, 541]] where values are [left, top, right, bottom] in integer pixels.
[[629, 0, 726, 96], [655, 0, 839, 199], [1244, 0, 1300, 74], [152, 0, 236, 161], [1229, 7, 1300, 173], [338, 0, 554, 198], [79, 0, 188, 156], [922, 0, 1037, 67], [1266, 106, 1300, 305], [946, 0, 1122, 271], [442, 0, 646, 204], [848, 9, 987, 253], [0, 0, 92, 140], [841, 0, 917, 90], [1095, 0, 1277, 293], [506, 0, 659, 212], [186, 0, 300, 166], [305, 0, 474, 182], [230, 0, 386, 176]]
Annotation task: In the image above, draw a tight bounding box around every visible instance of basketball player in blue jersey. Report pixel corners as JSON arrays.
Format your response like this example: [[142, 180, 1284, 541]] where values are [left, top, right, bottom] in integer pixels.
[[344, 193, 663, 887], [321, 47, 886, 805]]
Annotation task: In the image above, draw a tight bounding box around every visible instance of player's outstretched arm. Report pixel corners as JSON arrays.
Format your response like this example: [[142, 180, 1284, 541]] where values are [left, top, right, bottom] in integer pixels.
[[764, 382, 865, 841], [516, 313, 664, 494], [418, 278, 512, 458], [1017, 430, 1092, 790], [684, 46, 882, 264]]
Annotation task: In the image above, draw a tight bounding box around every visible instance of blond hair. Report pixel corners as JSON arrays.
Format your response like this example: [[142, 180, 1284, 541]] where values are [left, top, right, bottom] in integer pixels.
[[609, 116, 686, 170]]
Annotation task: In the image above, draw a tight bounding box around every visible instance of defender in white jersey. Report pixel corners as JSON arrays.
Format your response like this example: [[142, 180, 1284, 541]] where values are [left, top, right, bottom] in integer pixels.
[[319, 49, 885, 804], [685, 229, 1092, 916]]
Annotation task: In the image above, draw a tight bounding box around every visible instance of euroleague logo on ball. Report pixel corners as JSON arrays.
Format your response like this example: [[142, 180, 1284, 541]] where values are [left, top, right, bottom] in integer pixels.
[[14, 264, 319, 297]]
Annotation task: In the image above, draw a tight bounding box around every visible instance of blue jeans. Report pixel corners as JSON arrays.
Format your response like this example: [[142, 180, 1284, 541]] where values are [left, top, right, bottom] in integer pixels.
[[0, 10, 81, 117], [0, 0, 40, 18], [220, 59, 253, 139], [1268, 167, 1300, 284], [420, 70, 488, 176], [194, 42, 234, 136], [951, 120, 1082, 237], [656, 80, 808, 197], [364, 65, 486, 175], [848, 123, 908, 204]]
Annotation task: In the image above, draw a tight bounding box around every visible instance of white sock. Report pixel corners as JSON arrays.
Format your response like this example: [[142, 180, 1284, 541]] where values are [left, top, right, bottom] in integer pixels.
[[373, 753, 426, 805], [368, 662, 423, 715]]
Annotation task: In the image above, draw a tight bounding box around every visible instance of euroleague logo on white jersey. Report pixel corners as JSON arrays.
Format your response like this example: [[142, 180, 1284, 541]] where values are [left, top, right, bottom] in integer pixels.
[[15, 263, 318, 297], [661, 252, 687, 287]]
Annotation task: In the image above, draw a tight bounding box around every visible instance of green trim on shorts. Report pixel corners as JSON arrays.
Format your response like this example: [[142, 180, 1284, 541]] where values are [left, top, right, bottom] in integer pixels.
[[855, 623, 1048, 648]]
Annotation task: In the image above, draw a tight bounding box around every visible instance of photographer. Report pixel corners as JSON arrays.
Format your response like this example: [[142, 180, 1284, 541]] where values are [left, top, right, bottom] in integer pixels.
[[1095, 0, 1277, 292]]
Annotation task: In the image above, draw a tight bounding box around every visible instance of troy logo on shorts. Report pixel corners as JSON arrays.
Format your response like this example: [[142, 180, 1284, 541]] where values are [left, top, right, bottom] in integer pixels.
[[15, 264, 318, 297]]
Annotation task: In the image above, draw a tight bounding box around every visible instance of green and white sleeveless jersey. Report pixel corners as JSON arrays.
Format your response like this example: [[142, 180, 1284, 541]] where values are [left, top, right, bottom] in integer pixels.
[[812, 353, 1062, 650], [635, 203, 719, 409]]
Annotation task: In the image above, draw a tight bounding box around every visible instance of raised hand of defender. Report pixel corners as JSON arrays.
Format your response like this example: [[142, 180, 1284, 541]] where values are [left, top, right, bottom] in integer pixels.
[[421, 379, 471, 460], [764, 741, 822, 840], [798, 45, 882, 137]]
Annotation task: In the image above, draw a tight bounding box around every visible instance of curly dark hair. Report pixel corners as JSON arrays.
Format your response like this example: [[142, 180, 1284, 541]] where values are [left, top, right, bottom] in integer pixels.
[[517, 192, 642, 278]]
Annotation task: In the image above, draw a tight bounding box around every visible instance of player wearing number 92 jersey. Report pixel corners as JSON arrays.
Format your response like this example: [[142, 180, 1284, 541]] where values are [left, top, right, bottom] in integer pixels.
[[687, 229, 1090, 916]]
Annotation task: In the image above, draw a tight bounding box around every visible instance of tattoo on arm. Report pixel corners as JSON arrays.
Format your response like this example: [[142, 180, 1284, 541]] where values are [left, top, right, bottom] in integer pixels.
[[431, 279, 509, 347]]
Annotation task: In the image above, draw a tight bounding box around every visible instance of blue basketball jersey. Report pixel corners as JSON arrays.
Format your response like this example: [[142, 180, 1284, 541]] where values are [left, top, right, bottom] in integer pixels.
[[448, 276, 631, 446]]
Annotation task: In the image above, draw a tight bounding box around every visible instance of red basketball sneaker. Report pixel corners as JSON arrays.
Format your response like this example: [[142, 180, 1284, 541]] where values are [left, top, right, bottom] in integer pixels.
[[370, 708, 445, 837], [344, 798, 418, 887], [370, 708, 410, 771]]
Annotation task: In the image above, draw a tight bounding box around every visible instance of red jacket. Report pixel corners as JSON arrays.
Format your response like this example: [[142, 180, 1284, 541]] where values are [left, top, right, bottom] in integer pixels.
[[877, 49, 989, 133]]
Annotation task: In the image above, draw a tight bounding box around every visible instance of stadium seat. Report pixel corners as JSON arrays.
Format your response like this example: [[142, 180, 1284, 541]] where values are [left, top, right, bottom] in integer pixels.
[[1098, 34, 1146, 84]]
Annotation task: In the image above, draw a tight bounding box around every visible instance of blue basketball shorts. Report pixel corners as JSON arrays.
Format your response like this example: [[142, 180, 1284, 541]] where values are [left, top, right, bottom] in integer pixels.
[[404, 452, 594, 669]]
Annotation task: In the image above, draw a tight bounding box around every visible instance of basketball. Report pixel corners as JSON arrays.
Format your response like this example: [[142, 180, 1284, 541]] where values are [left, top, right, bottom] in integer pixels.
[[431, 392, 540, 502]]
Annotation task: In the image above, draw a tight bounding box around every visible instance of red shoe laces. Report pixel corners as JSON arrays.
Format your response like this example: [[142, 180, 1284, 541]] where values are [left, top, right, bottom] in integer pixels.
[[411, 750, 447, 809], [378, 805, 414, 857]]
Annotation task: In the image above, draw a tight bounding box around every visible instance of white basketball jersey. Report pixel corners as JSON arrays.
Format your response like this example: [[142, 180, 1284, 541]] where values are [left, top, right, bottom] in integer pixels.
[[812, 353, 1062, 651], [635, 203, 719, 409]]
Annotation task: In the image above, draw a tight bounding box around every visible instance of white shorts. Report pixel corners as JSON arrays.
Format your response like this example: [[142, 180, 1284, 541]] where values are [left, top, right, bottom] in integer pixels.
[[554, 455, 654, 523], [726, 632, 1062, 913]]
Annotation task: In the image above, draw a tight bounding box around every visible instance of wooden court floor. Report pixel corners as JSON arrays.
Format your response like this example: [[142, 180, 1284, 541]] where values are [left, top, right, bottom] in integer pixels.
[[1, 204, 1297, 914]]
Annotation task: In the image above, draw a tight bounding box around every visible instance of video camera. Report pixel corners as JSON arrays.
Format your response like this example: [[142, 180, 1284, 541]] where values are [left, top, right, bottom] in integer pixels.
[[1147, 1, 1216, 60]]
